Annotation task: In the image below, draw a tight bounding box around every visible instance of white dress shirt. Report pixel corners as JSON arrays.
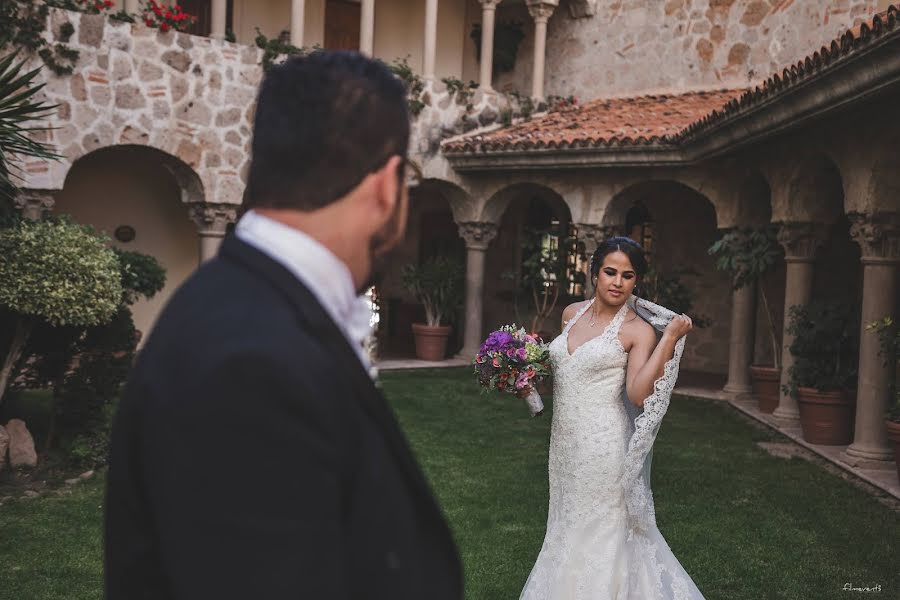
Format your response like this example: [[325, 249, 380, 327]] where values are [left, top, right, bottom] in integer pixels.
[[235, 210, 377, 378]]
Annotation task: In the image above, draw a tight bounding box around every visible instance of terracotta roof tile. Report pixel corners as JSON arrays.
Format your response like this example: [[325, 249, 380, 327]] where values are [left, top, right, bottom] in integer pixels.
[[441, 89, 745, 153], [443, 4, 900, 155]]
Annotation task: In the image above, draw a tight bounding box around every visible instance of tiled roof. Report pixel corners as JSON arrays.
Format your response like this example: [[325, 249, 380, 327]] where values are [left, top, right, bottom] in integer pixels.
[[441, 89, 746, 153], [675, 4, 899, 142], [443, 4, 900, 155]]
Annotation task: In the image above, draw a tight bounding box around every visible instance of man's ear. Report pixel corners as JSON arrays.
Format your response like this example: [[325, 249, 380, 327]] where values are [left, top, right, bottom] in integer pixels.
[[374, 155, 404, 220]]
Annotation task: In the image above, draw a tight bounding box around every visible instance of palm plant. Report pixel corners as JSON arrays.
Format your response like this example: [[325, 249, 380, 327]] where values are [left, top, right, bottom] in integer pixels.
[[708, 225, 783, 368], [0, 51, 59, 211]]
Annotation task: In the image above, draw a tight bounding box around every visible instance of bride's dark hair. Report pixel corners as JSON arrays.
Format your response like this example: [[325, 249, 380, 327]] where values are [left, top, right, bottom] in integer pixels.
[[589, 236, 649, 294]]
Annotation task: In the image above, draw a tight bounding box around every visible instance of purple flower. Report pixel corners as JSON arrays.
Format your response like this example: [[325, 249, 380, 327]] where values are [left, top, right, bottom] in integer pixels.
[[481, 330, 514, 354], [516, 347, 528, 361]]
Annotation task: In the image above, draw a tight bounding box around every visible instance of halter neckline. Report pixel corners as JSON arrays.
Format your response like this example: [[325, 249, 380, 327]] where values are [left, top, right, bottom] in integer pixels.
[[564, 298, 629, 357]]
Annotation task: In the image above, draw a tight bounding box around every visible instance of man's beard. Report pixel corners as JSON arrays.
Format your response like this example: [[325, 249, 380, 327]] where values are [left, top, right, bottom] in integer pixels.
[[356, 187, 407, 295]]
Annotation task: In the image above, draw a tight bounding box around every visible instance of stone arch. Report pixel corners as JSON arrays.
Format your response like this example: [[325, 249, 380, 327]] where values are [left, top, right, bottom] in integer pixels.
[[414, 178, 476, 223], [481, 181, 579, 337], [729, 171, 773, 228], [564, 0, 598, 18], [376, 178, 474, 357], [481, 181, 571, 225], [53, 145, 204, 338], [602, 179, 719, 229], [602, 179, 731, 375], [773, 153, 844, 223]]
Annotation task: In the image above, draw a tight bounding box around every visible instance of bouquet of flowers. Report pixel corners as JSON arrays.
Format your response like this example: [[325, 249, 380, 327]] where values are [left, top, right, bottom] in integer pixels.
[[473, 325, 551, 416]]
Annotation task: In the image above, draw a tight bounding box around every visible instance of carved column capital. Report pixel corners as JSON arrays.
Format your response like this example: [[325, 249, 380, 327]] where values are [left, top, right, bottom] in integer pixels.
[[457, 221, 499, 251], [776, 221, 827, 263], [848, 211, 900, 265], [478, 0, 502, 9], [14, 189, 56, 221], [527, 0, 559, 22], [187, 202, 238, 237]]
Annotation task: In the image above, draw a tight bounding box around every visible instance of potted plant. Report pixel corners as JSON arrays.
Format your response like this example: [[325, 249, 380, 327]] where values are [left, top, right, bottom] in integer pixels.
[[866, 316, 899, 480], [401, 256, 464, 361], [784, 300, 858, 445], [709, 225, 783, 412]]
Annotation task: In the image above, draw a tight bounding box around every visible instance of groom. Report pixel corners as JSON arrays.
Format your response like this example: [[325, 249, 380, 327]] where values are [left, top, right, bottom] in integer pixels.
[[105, 51, 463, 599]]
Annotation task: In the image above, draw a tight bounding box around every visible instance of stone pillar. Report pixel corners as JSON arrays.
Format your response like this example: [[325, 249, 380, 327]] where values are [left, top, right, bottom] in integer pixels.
[[576, 223, 619, 299], [291, 0, 306, 47], [723, 280, 758, 396], [360, 0, 375, 56], [210, 0, 227, 40], [527, 1, 558, 101], [773, 222, 827, 423], [458, 221, 499, 357], [14, 190, 55, 221], [843, 212, 900, 466], [124, 0, 139, 13], [478, 0, 501, 91], [188, 203, 237, 262], [423, 0, 439, 80]]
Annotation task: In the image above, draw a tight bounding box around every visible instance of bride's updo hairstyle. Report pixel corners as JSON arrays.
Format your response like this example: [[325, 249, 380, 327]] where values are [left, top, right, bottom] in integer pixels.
[[589, 236, 649, 291]]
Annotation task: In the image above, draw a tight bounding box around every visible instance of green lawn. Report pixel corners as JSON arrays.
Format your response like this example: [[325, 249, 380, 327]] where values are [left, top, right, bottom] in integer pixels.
[[1, 367, 898, 599]]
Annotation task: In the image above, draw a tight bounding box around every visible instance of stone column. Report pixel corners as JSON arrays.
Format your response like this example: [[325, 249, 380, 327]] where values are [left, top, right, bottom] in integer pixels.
[[458, 221, 499, 357], [843, 212, 900, 466], [14, 190, 55, 221], [188, 203, 237, 262], [360, 0, 375, 56], [291, 0, 306, 47], [423, 0, 439, 80], [527, 1, 558, 101], [723, 280, 758, 396], [772, 222, 827, 423], [478, 0, 501, 91], [210, 0, 227, 40], [576, 223, 619, 299], [124, 0, 139, 14]]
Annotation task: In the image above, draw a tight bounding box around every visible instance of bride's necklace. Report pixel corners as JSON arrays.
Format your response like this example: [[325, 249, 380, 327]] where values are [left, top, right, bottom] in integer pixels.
[[587, 303, 610, 328]]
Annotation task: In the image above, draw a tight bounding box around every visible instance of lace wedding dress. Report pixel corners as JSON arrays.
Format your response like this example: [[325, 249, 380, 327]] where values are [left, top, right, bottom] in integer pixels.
[[519, 296, 706, 600]]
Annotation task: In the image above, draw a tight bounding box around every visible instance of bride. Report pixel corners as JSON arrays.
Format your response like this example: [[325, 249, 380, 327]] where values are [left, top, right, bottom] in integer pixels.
[[518, 236, 706, 599]]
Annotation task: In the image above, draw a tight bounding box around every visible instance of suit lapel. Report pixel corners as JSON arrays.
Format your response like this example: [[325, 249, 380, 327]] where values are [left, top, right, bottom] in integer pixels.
[[218, 235, 440, 507]]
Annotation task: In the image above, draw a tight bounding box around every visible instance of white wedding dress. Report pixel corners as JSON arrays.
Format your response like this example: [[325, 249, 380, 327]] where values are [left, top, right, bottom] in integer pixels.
[[519, 297, 706, 600]]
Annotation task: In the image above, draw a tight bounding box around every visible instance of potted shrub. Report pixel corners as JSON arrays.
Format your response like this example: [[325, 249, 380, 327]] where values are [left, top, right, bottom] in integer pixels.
[[866, 316, 899, 479], [784, 300, 858, 445], [401, 256, 464, 361], [709, 225, 783, 412]]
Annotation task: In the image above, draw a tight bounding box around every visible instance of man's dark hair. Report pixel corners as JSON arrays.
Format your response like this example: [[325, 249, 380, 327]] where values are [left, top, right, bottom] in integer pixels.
[[244, 51, 410, 211]]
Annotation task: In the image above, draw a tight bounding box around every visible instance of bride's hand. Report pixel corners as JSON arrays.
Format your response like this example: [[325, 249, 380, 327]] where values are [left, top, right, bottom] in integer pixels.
[[663, 313, 693, 340]]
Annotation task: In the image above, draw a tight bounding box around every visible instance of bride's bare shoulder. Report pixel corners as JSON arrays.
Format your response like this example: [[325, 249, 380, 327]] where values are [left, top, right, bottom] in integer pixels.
[[620, 307, 656, 345], [561, 300, 587, 327]]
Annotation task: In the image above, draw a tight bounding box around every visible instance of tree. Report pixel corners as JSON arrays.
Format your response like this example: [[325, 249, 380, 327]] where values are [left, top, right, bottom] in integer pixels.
[[0, 51, 58, 219], [708, 225, 783, 368], [0, 218, 123, 404]]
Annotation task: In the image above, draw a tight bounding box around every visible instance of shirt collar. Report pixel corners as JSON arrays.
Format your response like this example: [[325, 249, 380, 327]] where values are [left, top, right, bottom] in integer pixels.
[[234, 209, 358, 330]]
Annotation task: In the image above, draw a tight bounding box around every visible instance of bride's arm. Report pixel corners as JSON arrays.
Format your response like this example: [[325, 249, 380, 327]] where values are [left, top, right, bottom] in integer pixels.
[[624, 314, 692, 407]]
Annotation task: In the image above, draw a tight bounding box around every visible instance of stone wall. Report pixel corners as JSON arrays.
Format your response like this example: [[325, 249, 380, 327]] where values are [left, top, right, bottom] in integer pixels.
[[23, 9, 262, 206], [494, 0, 885, 100]]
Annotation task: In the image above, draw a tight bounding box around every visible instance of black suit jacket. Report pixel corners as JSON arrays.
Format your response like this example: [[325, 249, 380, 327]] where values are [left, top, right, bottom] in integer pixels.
[[105, 235, 464, 599]]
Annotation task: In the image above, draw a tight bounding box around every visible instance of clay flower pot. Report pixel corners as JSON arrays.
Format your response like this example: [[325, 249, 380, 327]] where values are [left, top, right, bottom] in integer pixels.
[[750, 365, 781, 413], [885, 420, 900, 483], [411, 323, 452, 361], [796, 387, 856, 445]]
